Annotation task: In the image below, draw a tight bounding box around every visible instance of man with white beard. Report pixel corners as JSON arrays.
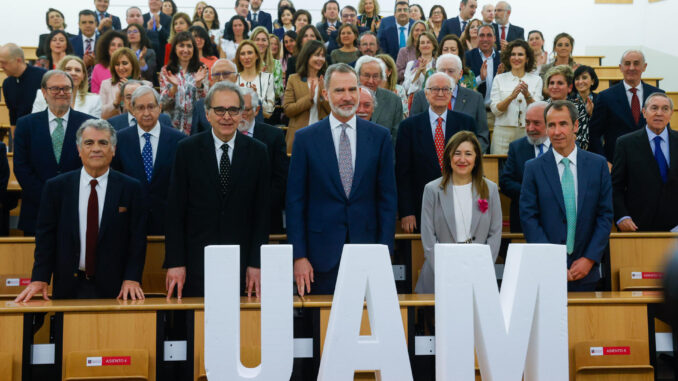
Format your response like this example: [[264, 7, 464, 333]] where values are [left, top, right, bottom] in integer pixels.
[[356, 86, 376, 121], [499, 101, 549, 232], [286, 63, 397, 295]]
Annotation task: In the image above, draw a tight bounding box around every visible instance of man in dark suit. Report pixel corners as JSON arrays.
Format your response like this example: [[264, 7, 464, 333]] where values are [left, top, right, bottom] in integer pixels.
[[493, 1, 524, 51], [438, 0, 478, 42], [112, 86, 185, 235], [379, 1, 414, 61], [107, 80, 172, 130], [590, 50, 664, 163], [14, 70, 95, 235], [410, 54, 489, 151], [465, 24, 500, 105], [164, 82, 270, 298], [192, 59, 239, 135], [520, 100, 613, 291], [239, 88, 288, 234], [143, 0, 171, 33], [612, 93, 678, 232], [15, 119, 147, 302], [94, 0, 122, 33], [287, 63, 397, 296], [248, 0, 273, 32], [396, 72, 476, 233], [70, 10, 99, 72], [316, 0, 341, 41], [355, 56, 403, 143], [0, 43, 47, 125], [499, 101, 549, 232]]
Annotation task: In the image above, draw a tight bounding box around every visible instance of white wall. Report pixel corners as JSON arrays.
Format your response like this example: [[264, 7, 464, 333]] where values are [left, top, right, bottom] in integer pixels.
[[2, 0, 676, 88]]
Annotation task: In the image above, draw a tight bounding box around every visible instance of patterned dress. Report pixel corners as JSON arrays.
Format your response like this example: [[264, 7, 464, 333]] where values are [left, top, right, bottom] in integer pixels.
[[159, 68, 209, 135]]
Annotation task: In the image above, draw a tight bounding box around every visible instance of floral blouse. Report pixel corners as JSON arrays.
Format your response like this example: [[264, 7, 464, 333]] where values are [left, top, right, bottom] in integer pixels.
[[264, 59, 284, 99], [159, 68, 209, 135]]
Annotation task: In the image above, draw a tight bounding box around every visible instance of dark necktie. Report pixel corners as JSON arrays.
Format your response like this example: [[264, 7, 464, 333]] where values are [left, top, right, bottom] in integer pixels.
[[219, 144, 231, 194], [461, 20, 467, 32], [142, 133, 153, 183], [253, 12, 258, 22], [630, 87, 640, 125], [538, 143, 544, 157], [85, 38, 93, 55], [86, 179, 99, 277], [654, 136, 668, 183]]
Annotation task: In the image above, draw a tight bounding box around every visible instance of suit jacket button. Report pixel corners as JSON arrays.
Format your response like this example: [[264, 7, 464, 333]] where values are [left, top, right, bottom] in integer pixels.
[[472, 236, 476, 240], [73, 272, 78, 277]]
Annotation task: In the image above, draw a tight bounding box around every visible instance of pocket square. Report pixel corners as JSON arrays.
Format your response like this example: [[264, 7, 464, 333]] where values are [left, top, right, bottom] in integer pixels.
[[118, 206, 128, 213]]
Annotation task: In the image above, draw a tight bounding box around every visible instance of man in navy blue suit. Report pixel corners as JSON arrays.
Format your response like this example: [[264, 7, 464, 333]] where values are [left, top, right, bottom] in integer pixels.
[[107, 80, 172, 130], [396, 72, 477, 233], [113, 86, 185, 235], [590, 50, 664, 164], [94, 0, 122, 33], [379, 1, 414, 61], [287, 63, 397, 296], [438, 0, 478, 42], [499, 101, 549, 232], [15, 119, 147, 302], [14, 70, 95, 235], [493, 1, 524, 51], [248, 0, 273, 32], [465, 24, 500, 126], [316, 0, 341, 42], [520, 100, 613, 291], [70, 10, 99, 71]]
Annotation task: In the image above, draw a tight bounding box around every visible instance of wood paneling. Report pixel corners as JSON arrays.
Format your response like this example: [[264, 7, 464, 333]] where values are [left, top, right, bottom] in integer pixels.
[[609, 236, 676, 290], [0, 314, 22, 381], [573, 56, 604, 67]]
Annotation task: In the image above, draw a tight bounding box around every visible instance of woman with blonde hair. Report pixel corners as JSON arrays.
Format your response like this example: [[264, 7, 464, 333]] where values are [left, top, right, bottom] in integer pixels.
[[251, 26, 284, 99], [376, 54, 408, 119], [100, 48, 152, 119], [357, 0, 382, 32], [396, 20, 427, 83], [402, 31, 438, 95], [32, 55, 101, 117], [235, 40, 276, 119], [192, 1, 207, 21], [415, 131, 502, 293]]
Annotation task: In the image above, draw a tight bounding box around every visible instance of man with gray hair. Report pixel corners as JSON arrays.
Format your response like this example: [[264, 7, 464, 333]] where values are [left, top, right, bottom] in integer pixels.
[[112, 86, 185, 235], [500, 100, 549, 232], [14, 70, 95, 235], [107, 80, 173, 130], [396, 71, 477, 233], [493, 1, 524, 51], [15, 119, 147, 301], [238, 87, 288, 234], [481, 3, 495, 24], [590, 49, 664, 163], [409, 53, 489, 151], [164, 81, 270, 298], [0, 43, 47, 125], [287, 63, 397, 295], [192, 59, 240, 135], [356, 86, 376, 120], [355, 55, 403, 143]]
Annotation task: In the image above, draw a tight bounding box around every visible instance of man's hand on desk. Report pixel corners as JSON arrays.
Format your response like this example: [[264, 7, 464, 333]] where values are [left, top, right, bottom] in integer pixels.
[[14, 281, 49, 303], [166, 266, 186, 299], [117, 280, 145, 301]]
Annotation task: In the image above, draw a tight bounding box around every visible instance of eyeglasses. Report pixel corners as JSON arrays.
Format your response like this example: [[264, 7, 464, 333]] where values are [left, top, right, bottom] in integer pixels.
[[359, 73, 381, 81], [126, 29, 140, 34], [46, 86, 73, 94], [426, 87, 452, 94], [134, 104, 159, 112], [212, 71, 236, 79], [243, 106, 256, 112], [210, 106, 242, 117]]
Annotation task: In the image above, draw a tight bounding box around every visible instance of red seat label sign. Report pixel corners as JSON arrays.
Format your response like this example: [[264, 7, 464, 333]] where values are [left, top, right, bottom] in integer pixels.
[[590, 346, 630, 356], [86, 356, 131, 366]]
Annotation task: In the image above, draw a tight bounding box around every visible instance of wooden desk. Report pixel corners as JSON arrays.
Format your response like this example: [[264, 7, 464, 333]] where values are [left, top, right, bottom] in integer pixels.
[[573, 56, 604, 67]]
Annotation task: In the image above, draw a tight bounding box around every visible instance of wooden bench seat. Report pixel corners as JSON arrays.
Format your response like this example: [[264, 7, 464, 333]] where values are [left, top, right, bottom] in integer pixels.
[[64, 349, 149, 380]]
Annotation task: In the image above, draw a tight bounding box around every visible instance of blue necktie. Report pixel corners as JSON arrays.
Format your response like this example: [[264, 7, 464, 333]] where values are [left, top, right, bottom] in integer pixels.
[[561, 158, 576, 255], [142, 133, 153, 183], [538, 143, 544, 157], [654, 136, 668, 183], [461, 20, 467, 32], [399, 26, 406, 49]]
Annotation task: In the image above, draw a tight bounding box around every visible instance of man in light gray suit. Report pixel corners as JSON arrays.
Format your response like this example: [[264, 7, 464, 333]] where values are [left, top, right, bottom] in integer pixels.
[[355, 55, 404, 144], [410, 54, 489, 152]]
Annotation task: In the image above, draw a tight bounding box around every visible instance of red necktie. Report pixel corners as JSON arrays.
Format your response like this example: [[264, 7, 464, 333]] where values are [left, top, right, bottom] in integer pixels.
[[501, 26, 506, 40], [630, 87, 640, 125], [85, 179, 99, 277], [434, 117, 445, 170]]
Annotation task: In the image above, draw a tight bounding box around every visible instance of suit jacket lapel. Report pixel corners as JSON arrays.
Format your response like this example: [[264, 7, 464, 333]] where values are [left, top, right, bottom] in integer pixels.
[[453, 89, 468, 114], [372, 89, 385, 124], [62, 113, 80, 168], [98, 171, 120, 242], [69, 172, 81, 248], [417, 113, 440, 172], [575, 150, 588, 223], [349, 120, 371, 199], [613, 83, 635, 128], [541, 151, 566, 216], [152, 128, 172, 184], [37, 111, 59, 167], [316, 121, 346, 198], [199, 131, 221, 197], [438, 185, 457, 240], [469, 187, 481, 237], [669, 130, 678, 176]]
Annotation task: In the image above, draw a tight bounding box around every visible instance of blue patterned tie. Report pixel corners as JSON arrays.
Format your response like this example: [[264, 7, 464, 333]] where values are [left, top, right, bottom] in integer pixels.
[[338, 124, 353, 198], [654, 136, 668, 183], [538, 143, 544, 157], [561, 158, 576, 255], [142, 133, 153, 183], [399, 26, 407, 49]]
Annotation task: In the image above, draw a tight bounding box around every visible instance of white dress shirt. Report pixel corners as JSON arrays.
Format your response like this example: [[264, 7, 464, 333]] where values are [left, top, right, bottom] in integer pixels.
[[33, 91, 102, 118], [329, 113, 357, 169], [48, 108, 70, 135], [78, 168, 109, 270], [532, 138, 551, 157], [646, 125, 670, 166], [138, 122, 161, 164], [212, 128, 235, 171], [428, 107, 447, 138], [128, 113, 137, 127], [553, 146, 578, 210], [623, 81, 644, 109], [497, 23, 511, 39], [396, 22, 410, 47], [490, 71, 544, 127], [452, 182, 473, 242]]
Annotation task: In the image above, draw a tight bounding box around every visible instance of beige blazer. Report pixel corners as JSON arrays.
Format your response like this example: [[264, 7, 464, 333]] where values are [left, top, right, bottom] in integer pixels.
[[415, 177, 502, 293], [282, 73, 330, 154]]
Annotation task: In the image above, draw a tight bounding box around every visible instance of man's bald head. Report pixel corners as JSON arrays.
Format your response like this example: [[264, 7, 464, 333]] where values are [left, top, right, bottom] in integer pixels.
[[0, 43, 27, 77], [211, 59, 238, 84]]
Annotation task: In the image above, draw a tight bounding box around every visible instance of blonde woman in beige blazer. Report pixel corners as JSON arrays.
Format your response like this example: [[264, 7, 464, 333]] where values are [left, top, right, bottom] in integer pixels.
[[282, 40, 331, 154], [415, 131, 502, 294]]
